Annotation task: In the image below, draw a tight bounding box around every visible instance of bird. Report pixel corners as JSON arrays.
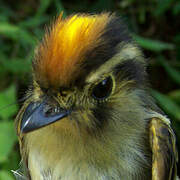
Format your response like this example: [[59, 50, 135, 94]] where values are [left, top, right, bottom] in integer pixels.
[[15, 12, 178, 180]]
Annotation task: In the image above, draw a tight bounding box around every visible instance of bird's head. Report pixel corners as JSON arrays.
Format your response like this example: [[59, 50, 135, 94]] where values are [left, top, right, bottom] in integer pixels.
[[16, 13, 148, 140]]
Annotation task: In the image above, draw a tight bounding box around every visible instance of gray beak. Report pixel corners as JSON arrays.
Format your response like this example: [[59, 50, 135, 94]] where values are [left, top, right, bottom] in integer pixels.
[[20, 101, 71, 133]]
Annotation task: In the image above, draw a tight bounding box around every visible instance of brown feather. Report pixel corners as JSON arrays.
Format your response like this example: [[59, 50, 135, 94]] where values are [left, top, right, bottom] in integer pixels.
[[149, 117, 178, 180]]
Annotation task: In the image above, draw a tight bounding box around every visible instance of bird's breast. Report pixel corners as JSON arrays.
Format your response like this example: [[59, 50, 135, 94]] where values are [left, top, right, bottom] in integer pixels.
[[24, 115, 151, 180], [25, 120, 118, 180]]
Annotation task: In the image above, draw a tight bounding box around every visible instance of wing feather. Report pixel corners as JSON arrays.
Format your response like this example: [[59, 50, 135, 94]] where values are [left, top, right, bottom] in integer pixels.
[[149, 117, 178, 180]]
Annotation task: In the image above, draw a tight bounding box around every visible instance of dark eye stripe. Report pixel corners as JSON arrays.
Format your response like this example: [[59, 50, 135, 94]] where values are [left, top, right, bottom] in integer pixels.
[[113, 59, 146, 85]]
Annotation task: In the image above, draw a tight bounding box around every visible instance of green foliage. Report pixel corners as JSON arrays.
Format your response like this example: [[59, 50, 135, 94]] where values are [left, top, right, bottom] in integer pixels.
[[0, 121, 17, 163], [158, 56, 180, 85], [154, 0, 172, 16], [0, 85, 18, 120], [0, 170, 14, 180], [133, 35, 174, 52], [0, 0, 180, 178], [0, 22, 36, 46], [151, 90, 180, 120], [0, 86, 19, 180]]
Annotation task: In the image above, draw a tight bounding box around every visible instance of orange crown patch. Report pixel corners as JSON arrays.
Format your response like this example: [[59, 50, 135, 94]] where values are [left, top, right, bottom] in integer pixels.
[[34, 13, 112, 88]]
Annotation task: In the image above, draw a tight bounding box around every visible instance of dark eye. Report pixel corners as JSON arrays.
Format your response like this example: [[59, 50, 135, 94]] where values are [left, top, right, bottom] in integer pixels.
[[92, 76, 113, 100]]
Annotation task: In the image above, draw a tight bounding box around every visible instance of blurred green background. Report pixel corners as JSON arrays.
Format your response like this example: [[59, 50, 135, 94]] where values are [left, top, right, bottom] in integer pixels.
[[0, 0, 180, 179]]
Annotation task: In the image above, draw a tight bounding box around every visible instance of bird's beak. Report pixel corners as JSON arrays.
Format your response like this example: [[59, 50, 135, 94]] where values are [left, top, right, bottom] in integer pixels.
[[20, 101, 71, 133]]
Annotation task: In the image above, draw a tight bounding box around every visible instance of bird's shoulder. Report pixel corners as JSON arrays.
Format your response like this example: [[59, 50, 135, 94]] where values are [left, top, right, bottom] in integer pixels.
[[149, 115, 178, 180]]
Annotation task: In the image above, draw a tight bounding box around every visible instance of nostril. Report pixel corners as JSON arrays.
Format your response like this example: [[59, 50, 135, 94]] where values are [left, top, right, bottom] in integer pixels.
[[43, 104, 62, 117], [43, 105, 54, 116]]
